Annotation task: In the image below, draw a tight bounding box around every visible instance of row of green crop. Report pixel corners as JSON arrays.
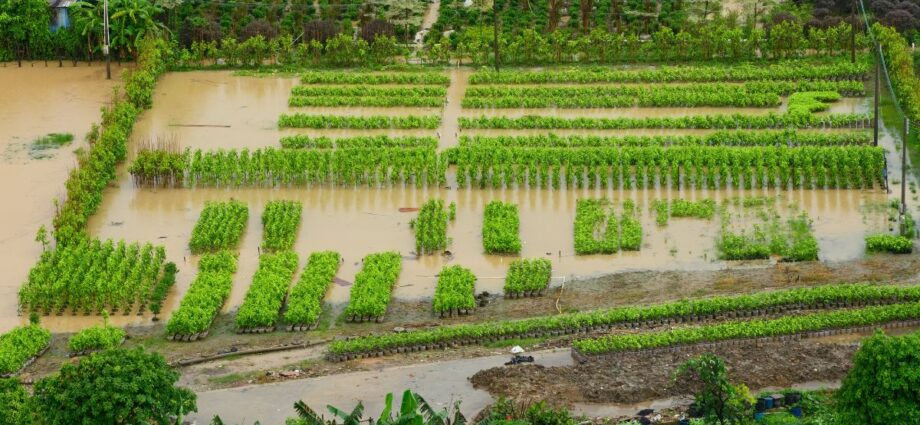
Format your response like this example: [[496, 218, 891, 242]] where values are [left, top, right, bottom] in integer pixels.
[[289, 95, 445, 107], [280, 135, 439, 150], [433, 265, 477, 316], [68, 321, 126, 354], [464, 88, 780, 108], [292, 86, 447, 97], [482, 201, 521, 254], [189, 200, 249, 254], [278, 114, 441, 129], [19, 239, 167, 315], [458, 131, 873, 148], [300, 71, 450, 86], [235, 251, 300, 330], [165, 251, 239, 338], [326, 282, 920, 358], [653, 199, 716, 226], [462, 82, 864, 109], [468, 61, 869, 84], [131, 147, 447, 188], [504, 258, 552, 296], [261, 200, 302, 252], [458, 113, 868, 130], [411, 200, 453, 255], [0, 325, 51, 376], [865, 234, 913, 254], [572, 301, 920, 356], [52, 38, 169, 246], [446, 146, 886, 191], [343, 252, 403, 321], [574, 199, 642, 254], [128, 148, 186, 186], [283, 251, 341, 328]]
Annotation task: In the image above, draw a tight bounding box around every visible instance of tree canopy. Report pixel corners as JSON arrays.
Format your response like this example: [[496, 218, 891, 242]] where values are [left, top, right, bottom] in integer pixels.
[[837, 331, 920, 424]]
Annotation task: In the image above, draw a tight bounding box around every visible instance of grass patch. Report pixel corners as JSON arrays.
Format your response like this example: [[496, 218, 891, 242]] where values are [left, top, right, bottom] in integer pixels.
[[29, 133, 74, 159], [207, 372, 256, 385]]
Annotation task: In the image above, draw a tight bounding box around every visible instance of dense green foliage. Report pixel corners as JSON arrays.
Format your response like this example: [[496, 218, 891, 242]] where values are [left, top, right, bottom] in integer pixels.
[[19, 239, 167, 314], [573, 199, 642, 254], [68, 322, 126, 354], [343, 252, 402, 321], [262, 200, 303, 252], [284, 251, 341, 327], [189, 200, 249, 254], [0, 378, 30, 424], [165, 251, 238, 337], [150, 262, 178, 316], [837, 331, 920, 424], [0, 325, 51, 376], [279, 114, 441, 129], [412, 200, 451, 254], [33, 348, 196, 425], [447, 146, 885, 190], [874, 24, 920, 123], [865, 234, 914, 254], [458, 131, 873, 148], [504, 259, 552, 296], [433, 265, 477, 316], [329, 282, 920, 358], [573, 302, 920, 355], [280, 135, 439, 150], [675, 354, 753, 425], [236, 251, 300, 330], [482, 201, 521, 254]]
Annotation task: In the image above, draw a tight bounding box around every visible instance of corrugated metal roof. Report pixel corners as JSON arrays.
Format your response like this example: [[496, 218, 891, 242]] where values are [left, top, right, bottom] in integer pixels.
[[48, 0, 78, 7]]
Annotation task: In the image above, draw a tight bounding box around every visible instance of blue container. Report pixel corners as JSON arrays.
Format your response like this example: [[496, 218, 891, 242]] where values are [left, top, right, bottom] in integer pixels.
[[790, 406, 803, 418], [679, 420, 691, 425], [763, 397, 774, 409], [754, 412, 766, 421]]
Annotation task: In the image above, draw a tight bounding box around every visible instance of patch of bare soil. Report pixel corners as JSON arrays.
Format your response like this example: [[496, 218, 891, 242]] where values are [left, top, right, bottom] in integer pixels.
[[470, 339, 857, 406]]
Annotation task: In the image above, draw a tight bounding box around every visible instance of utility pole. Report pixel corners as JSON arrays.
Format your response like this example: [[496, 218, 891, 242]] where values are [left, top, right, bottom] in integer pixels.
[[902, 118, 909, 224], [851, 0, 856, 63], [104, 0, 111, 80], [874, 50, 880, 146]]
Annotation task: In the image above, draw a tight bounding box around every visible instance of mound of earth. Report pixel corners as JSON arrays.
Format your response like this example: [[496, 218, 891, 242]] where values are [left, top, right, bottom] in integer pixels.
[[470, 339, 856, 405]]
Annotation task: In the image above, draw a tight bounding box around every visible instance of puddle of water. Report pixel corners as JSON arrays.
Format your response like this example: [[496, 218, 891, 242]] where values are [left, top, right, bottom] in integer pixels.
[[0, 62, 125, 332]]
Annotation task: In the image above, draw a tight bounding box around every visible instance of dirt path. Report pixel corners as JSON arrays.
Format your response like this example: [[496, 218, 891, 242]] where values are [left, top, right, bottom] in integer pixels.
[[471, 339, 857, 406], [190, 348, 574, 424]]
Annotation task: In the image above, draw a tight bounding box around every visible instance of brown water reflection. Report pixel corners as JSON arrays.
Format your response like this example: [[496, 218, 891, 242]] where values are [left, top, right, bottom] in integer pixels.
[[0, 62, 126, 332]]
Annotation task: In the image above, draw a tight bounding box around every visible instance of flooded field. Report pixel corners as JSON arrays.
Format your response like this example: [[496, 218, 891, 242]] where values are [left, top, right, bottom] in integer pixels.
[[1, 67, 901, 332], [0, 62, 126, 332]]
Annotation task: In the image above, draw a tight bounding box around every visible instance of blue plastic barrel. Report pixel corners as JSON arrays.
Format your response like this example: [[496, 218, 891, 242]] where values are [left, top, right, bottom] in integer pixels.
[[790, 406, 803, 417], [763, 397, 774, 409], [754, 412, 766, 421]]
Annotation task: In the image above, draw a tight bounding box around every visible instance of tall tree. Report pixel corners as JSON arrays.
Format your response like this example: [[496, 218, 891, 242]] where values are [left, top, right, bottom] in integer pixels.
[[33, 348, 197, 425], [674, 354, 753, 425]]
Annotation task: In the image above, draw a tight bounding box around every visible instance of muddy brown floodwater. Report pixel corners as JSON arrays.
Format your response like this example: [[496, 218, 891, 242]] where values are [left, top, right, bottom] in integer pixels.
[[0, 62, 127, 332], [49, 70, 888, 333]]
